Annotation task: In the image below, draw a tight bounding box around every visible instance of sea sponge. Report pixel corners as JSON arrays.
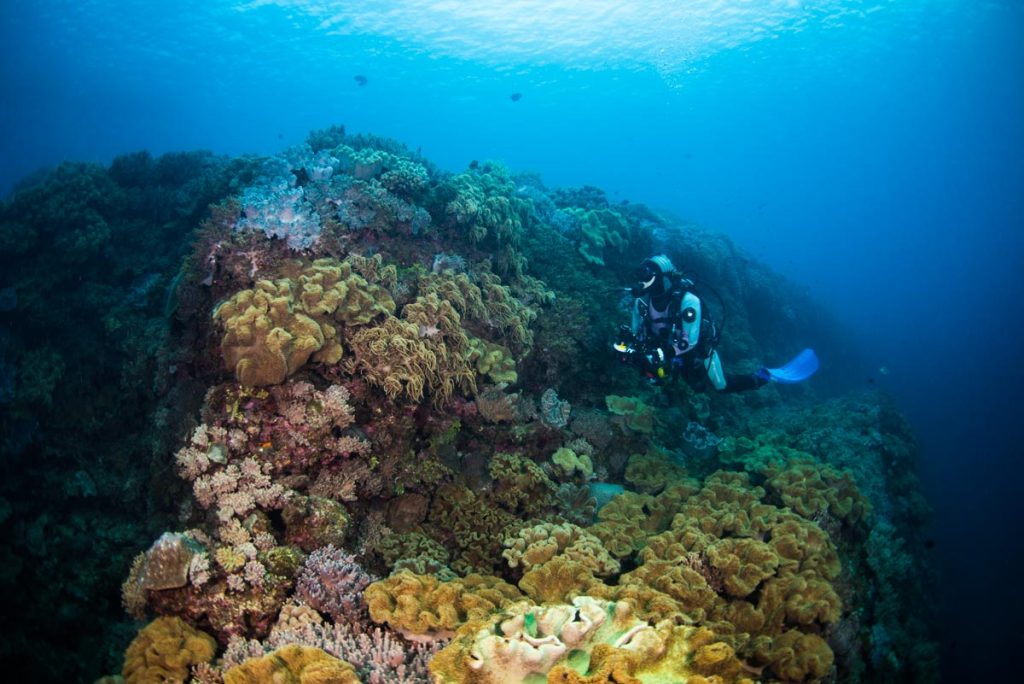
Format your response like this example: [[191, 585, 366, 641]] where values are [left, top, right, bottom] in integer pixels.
[[222, 644, 360, 684], [282, 494, 351, 552], [134, 532, 203, 591], [364, 571, 523, 639], [122, 617, 216, 684]]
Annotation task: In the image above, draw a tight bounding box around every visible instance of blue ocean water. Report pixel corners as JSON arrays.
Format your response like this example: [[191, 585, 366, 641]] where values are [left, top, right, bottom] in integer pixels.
[[1, 0, 1021, 680]]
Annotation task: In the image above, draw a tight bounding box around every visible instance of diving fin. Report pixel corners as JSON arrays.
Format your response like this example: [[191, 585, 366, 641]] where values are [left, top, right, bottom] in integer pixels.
[[761, 348, 819, 384]]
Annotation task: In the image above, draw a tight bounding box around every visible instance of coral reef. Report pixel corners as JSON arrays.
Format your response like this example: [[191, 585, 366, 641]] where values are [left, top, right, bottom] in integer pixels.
[[0, 128, 938, 684]]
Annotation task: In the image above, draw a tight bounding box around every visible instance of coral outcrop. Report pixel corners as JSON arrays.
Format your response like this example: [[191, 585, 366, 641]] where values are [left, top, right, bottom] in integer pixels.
[[0, 127, 936, 683]]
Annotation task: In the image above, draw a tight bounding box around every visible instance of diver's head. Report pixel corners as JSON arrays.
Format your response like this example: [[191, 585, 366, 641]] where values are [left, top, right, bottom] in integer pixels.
[[631, 255, 676, 297]]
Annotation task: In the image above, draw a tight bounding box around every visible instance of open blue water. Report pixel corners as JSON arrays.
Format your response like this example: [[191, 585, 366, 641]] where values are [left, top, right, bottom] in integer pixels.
[[2, 1, 1021, 679]]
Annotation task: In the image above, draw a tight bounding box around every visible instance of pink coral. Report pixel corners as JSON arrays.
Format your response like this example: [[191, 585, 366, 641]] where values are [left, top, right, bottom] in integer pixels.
[[296, 545, 377, 622], [224, 603, 443, 683]]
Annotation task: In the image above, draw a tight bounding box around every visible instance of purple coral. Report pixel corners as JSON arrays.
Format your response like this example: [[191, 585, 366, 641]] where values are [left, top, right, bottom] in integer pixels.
[[234, 156, 322, 249], [295, 545, 377, 622]]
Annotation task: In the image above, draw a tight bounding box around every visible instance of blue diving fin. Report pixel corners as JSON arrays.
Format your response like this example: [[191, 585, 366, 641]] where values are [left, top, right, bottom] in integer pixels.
[[760, 348, 819, 384]]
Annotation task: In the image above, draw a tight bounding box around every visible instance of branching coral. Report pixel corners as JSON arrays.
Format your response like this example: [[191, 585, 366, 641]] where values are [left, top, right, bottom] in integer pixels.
[[294, 545, 376, 622]]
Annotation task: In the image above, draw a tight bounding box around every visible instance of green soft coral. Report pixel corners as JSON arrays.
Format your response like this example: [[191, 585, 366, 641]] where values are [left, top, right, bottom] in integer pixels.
[[566, 207, 636, 266]]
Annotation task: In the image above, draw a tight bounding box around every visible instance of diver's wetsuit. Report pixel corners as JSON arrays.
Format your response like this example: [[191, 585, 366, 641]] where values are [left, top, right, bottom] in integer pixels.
[[630, 286, 765, 394]]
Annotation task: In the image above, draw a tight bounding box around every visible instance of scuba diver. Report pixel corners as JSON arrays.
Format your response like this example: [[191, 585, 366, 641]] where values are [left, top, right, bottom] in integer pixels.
[[613, 255, 819, 392]]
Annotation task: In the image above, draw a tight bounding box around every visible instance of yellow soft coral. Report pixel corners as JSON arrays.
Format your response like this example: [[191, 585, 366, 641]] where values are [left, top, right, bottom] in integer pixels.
[[567, 207, 635, 267], [502, 521, 619, 577], [488, 453, 556, 517], [122, 617, 216, 684], [762, 457, 871, 525], [344, 293, 476, 406], [750, 630, 834, 682], [517, 557, 612, 604], [214, 257, 394, 386], [589, 491, 656, 559], [624, 451, 688, 494], [223, 644, 361, 684], [430, 597, 751, 684], [551, 447, 593, 480], [467, 337, 518, 384], [365, 571, 523, 639], [706, 538, 780, 598]]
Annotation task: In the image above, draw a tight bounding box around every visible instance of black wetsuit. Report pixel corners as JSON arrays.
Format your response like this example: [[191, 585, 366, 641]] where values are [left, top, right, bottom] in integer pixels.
[[632, 288, 764, 394]]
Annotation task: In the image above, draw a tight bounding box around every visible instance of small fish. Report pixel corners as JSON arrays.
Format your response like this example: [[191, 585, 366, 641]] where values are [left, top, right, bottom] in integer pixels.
[[510, 92, 522, 102], [277, 132, 284, 140], [354, 75, 368, 86], [469, 160, 479, 170], [879, 366, 890, 376]]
